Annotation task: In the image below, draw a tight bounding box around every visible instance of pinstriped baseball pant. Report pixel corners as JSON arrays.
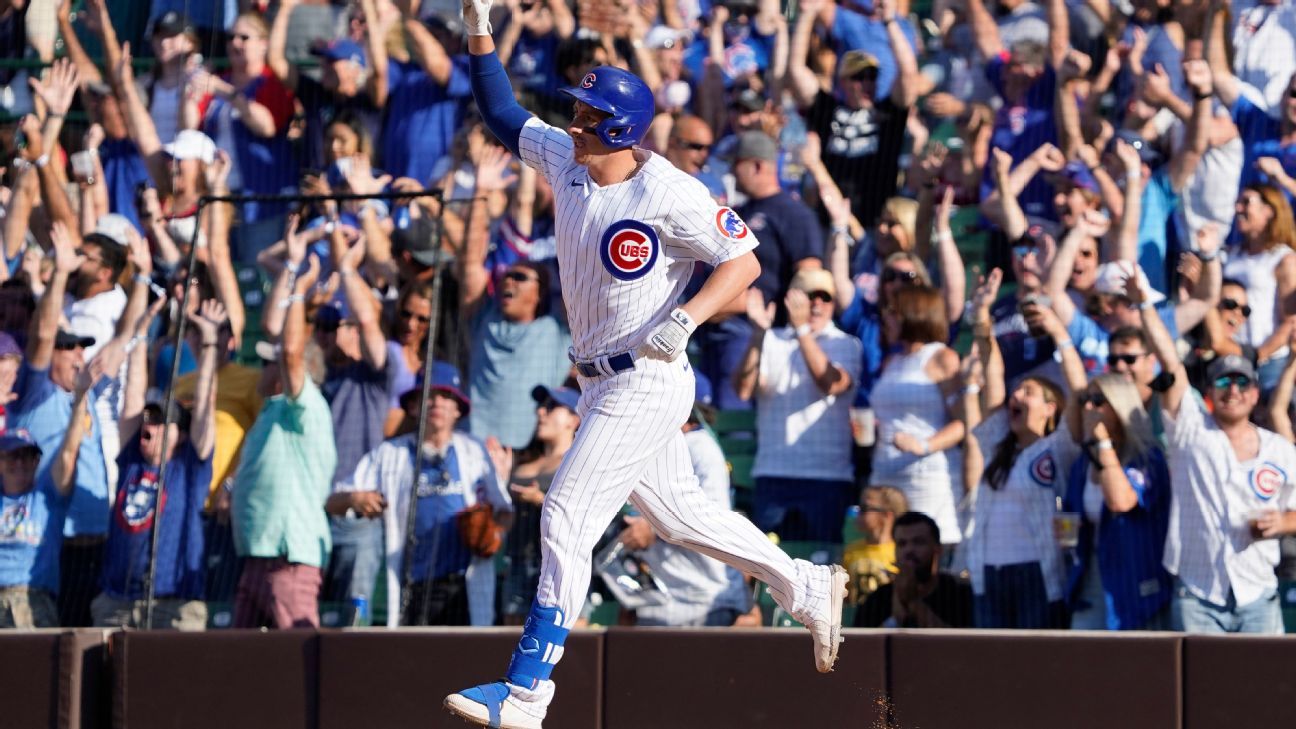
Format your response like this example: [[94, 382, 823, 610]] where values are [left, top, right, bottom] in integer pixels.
[[535, 356, 820, 629]]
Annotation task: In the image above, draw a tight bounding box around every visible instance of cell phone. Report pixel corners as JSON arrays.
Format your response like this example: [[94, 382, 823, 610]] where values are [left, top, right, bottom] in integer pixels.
[[1018, 294, 1052, 313], [71, 150, 95, 180]]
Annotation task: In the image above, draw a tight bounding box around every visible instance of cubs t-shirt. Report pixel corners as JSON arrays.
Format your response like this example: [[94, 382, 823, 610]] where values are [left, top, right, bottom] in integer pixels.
[[408, 445, 471, 582], [0, 475, 69, 592], [100, 440, 211, 600]]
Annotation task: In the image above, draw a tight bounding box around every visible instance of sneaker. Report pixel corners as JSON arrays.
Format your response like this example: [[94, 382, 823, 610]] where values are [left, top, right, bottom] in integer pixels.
[[444, 683, 545, 729], [807, 564, 848, 673]]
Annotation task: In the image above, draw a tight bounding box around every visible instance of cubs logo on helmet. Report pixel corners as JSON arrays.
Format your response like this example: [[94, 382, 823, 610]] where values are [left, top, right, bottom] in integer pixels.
[[715, 208, 750, 240], [1250, 463, 1286, 501], [581, 72, 596, 89], [1029, 452, 1055, 487], [599, 220, 659, 281]]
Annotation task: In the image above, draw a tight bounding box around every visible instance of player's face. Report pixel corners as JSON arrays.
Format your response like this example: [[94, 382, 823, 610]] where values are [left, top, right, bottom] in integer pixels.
[[1210, 374, 1258, 426], [0, 448, 39, 494], [498, 267, 541, 322], [568, 101, 614, 164]]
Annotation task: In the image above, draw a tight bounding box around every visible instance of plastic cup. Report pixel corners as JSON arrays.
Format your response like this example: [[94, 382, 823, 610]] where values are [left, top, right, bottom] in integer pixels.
[[1054, 512, 1081, 549]]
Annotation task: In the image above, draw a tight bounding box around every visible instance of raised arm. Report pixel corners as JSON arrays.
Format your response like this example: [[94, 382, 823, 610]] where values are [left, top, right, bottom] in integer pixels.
[[1046, 0, 1070, 70], [51, 365, 102, 497], [1054, 50, 1089, 159], [119, 296, 166, 446], [732, 289, 775, 402], [337, 236, 387, 370], [968, 269, 1006, 411], [399, 0, 453, 86], [1173, 223, 1222, 334], [184, 299, 226, 460], [465, 0, 533, 158], [361, 0, 390, 106], [27, 221, 82, 370], [268, 0, 301, 89], [1168, 59, 1215, 193], [881, 0, 919, 109], [1045, 215, 1107, 326], [112, 44, 169, 191], [202, 152, 246, 347], [1270, 328, 1296, 442], [282, 253, 320, 400], [933, 186, 966, 324], [786, 0, 825, 109], [55, 0, 103, 86], [965, 0, 1004, 60], [1109, 139, 1143, 264], [82, 0, 123, 91], [1131, 270, 1187, 417], [786, 289, 852, 397], [1204, 0, 1240, 108]]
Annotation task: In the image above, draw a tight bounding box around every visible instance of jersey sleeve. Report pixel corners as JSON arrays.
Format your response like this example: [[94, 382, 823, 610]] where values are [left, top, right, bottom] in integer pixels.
[[663, 184, 760, 266], [1162, 388, 1205, 448], [517, 116, 573, 185]]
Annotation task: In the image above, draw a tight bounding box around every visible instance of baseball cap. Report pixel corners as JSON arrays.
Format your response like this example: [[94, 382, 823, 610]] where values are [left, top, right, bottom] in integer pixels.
[[54, 329, 95, 350], [730, 130, 778, 163], [0, 428, 41, 456], [143, 398, 192, 433], [532, 384, 580, 413], [314, 293, 355, 330], [311, 39, 367, 69], [254, 340, 281, 363], [1092, 262, 1165, 305], [154, 11, 193, 37], [400, 361, 470, 415], [93, 214, 135, 248], [164, 129, 217, 164], [1207, 354, 1258, 384], [1110, 129, 1164, 168], [645, 26, 690, 50], [0, 332, 20, 358], [1048, 161, 1099, 194], [392, 217, 444, 268], [838, 50, 880, 78], [730, 87, 765, 113], [790, 268, 837, 300]]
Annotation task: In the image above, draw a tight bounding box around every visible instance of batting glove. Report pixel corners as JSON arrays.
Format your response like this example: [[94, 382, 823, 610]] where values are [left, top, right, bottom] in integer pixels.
[[640, 308, 697, 362], [462, 0, 493, 36]]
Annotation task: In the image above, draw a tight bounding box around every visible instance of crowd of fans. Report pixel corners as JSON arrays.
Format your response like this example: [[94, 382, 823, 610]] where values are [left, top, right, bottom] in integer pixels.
[[2, 0, 1296, 635]]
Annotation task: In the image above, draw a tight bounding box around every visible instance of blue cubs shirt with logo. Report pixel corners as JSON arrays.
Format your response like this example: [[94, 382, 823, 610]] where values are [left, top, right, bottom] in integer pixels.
[[0, 474, 69, 593], [100, 440, 211, 600], [9, 362, 110, 537], [408, 446, 472, 582]]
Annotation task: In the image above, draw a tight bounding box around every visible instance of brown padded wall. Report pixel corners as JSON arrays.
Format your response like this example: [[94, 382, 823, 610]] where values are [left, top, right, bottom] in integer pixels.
[[0, 631, 61, 729], [602, 628, 888, 728], [889, 631, 1182, 729], [316, 628, 603, 729], [1183, 635, 1296, 729], [112, 630, 319, 729], [60, 629, 109, 729]]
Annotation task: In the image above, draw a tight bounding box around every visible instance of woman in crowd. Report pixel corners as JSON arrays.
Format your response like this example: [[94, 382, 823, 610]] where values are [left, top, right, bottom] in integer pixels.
[[1063, 374, 1172, 630], [870, 285, 964, 553], [384, 280, 437, 437], [1224, 185, 1296, 391], [499, 385, 580, 625], [962, 270, 1087, 629]]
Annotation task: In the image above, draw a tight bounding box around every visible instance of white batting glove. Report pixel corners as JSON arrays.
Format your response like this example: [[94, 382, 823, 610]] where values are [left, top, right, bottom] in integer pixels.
[[462, 0, 493, 36], [640, 308, 697, 362]]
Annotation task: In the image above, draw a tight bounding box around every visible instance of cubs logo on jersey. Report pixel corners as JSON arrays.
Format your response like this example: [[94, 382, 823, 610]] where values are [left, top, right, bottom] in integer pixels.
[[599, 220, 660, 281], [1029, 452, 1056, 487], [116, 468, 166, 533], [1250, 462, 1286, 501], [715, 207, 750, 240]]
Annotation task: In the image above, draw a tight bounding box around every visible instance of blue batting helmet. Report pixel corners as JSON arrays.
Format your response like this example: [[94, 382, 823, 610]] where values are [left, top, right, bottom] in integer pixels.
[[561, 67, 655, 150]]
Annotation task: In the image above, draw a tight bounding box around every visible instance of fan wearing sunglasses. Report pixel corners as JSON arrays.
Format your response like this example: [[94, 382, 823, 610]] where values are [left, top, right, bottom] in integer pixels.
[[1184, 279, 1279, 395], [1138, 269, 1296, 635]]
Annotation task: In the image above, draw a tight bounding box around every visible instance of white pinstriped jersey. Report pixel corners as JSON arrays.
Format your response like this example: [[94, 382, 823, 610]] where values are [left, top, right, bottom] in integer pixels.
[[517, 117, 759, 360]]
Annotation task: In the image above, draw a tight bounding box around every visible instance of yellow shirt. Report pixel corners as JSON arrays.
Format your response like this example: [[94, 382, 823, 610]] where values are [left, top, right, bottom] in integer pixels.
[[173, 363, 263, 509], [843, 540, 897, 605]]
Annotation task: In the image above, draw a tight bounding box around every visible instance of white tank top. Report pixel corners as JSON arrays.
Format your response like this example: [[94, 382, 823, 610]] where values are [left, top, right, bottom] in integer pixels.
[[1224, 243, 1294, 349], [870, 342, 961, 543]]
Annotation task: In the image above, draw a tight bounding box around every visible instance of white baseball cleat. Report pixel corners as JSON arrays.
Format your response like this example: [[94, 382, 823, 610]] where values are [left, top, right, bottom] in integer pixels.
[[444, 683, 545, 729], [807, 564, 849, 673]]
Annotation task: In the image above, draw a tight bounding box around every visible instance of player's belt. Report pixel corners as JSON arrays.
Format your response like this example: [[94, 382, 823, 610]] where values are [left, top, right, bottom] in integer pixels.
[[570, 351, 636, 378]]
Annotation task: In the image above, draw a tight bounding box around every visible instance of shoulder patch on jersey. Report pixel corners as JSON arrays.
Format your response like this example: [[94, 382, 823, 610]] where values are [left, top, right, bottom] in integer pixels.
[[599, 220, 660, 281], [715, 207, 750, 241], [1250, 462, 1286, 501], [1029, 451, 1056, 488]]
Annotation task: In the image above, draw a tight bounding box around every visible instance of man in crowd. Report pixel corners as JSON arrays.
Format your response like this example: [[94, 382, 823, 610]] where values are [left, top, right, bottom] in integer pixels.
[[844, 485, 907, 607], [854, 511, 973, 628]]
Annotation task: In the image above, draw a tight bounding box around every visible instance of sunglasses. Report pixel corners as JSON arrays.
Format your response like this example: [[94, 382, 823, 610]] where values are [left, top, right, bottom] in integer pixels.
[[316, 319, 357, 333], [504, 270, 538, 284], [882, 268, 920, 284], [1220, 298, 1253, 318], [399, 309, 432, 324], [1212, 373, 1254, 391], [231, 33, 262, 42], [1084, 391, 1107, 408], [675, 140, 710, 152], [850, 70, 879, 82], [807, 290, 833, 304], [75, 249, 105, 266], [1107, 352, 1147, 367]]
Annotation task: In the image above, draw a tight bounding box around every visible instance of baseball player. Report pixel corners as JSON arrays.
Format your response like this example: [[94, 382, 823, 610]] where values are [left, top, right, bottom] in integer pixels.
[[443, 1, 849, 727]]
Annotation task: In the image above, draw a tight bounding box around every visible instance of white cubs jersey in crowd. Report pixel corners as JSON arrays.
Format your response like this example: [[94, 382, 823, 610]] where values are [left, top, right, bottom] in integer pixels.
[[517, 116, 759, 360]]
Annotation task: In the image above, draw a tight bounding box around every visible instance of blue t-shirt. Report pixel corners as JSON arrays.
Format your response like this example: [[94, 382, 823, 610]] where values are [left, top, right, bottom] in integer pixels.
[[382, 57, 474, 182], [508, 29, 562, 99], [409, 445, 471, 581], [100, 440, 211, 600], [983, 55, 1059, 220], [9, 363, 109, 537], [1067, 305, 1179, 378], [467, 302, 571, 449], [1139, 169, 1180, 295], [683, 26, 775, 87], [1232, 94, 1296, 199], [101, 138, 152, 232], [840, 293, 885, 407], [830, 7, 918, 102], [735, 191, 826, 301], [0, 476, 69, 592]]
